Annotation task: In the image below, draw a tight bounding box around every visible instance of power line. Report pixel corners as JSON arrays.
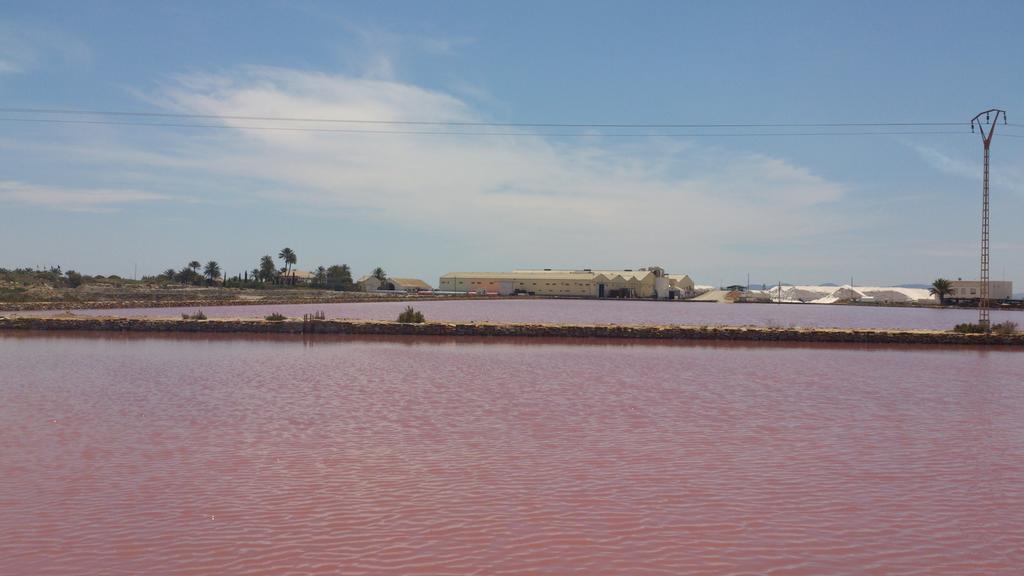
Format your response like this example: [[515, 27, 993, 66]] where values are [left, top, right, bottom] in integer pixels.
[[0, 106, 971, 129], [0, 116, 975, 138]]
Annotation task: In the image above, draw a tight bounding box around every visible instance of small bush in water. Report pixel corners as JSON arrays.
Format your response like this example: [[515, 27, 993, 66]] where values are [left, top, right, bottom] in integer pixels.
[[182, 310, 207, 320], [397, 306, 425, 323], [265, 312, 287, 322]]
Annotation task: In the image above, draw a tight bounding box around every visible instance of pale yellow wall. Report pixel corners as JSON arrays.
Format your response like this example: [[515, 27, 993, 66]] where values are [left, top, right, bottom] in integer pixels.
[[513, 279, 596, 296], [440, 270, 671, 298], [439, 277, 506, 293], [439, 276, 597, 296]]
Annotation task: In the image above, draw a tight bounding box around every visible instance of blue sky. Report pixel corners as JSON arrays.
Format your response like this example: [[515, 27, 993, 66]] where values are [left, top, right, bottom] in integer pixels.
[[2, 1, 1023, 287]]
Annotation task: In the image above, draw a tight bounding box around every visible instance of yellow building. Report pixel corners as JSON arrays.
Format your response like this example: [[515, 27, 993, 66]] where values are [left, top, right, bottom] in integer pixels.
[[439, 267, 693, 299], [439, 271, 600, 297]]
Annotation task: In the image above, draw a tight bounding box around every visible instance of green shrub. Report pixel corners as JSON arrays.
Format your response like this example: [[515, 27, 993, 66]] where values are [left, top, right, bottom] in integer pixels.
[[181, 310, 207, 320], [954, 321, 1018, 334], [993, 321, 1019, 335], [397, 306, 425, 323], [65, 270, 84, 288], [265, 312, 287, 322]]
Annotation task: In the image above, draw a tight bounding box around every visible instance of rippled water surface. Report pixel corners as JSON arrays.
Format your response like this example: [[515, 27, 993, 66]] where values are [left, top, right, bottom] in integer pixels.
[[24, 298, 1024, 330], [2, 333, 1023, 575]]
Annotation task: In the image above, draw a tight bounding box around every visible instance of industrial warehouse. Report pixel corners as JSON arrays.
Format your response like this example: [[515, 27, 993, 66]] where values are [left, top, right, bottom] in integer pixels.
[[439, 267, 695, 299]]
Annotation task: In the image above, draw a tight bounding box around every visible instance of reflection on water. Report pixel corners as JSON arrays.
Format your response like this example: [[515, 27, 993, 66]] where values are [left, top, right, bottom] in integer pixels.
[[2, 333, 1022, 575]]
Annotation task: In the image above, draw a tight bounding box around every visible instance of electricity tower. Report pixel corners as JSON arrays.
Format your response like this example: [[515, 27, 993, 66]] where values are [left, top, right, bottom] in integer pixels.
[[970, 108, 1006, 330]]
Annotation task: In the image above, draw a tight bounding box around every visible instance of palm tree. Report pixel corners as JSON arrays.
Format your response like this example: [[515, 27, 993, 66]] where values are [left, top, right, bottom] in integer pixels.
[[371, 267, 389, 290], [204, 261, 221, 285], [315, 266, 327, 287], [162, 268, 177, 281], [183, 261, 200, 285], [259, 255, 276, 283], [278, 248, 297, 284], [930, 278, 953, 305]]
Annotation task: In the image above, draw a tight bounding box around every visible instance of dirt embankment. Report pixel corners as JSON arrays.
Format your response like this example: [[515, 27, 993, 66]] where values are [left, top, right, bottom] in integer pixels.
[[2, 316, 1022, 346], [0, 287, 483, 312]]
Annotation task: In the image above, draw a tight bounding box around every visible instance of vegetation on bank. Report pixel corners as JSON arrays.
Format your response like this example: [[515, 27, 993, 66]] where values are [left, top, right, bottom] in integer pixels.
[[1, 266, 104, 299], [303, 311, 327, 321], [953, 321, 1018, 334], [397, 306, 426, 323], [156, 247, 359, 290], [1, 245, 398, 297]]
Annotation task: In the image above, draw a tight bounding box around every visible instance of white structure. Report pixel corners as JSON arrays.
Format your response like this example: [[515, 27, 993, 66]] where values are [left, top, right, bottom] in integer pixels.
[[949, 280, 1013, 301], [762, 285, 936, 305]]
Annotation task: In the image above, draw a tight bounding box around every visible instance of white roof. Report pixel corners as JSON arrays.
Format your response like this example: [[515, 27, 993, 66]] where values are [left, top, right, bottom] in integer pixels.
[[754, 284, 936, 304]]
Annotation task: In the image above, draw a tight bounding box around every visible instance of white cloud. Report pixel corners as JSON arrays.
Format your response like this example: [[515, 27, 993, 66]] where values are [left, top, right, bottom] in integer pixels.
[[124, 67, 850, 266], [0, 66, 853, 273], [0, 181, 167, 212]]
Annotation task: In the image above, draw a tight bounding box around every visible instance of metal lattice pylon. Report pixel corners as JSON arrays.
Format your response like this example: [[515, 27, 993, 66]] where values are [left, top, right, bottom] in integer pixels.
[[971, 109, 1006, 330]]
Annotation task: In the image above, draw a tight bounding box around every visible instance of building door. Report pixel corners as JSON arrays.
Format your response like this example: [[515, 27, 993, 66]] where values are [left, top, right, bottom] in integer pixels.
[[598, 284, 605, 298]]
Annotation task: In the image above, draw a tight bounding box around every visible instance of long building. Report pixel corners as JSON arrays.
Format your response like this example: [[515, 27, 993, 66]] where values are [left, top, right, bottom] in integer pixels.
[[438, 267, 694, 299], [948, 280, 1014, 301]]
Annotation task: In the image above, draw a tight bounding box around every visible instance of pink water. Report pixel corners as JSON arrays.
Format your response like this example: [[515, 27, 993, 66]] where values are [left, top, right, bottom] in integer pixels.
[[20, 298, 1024, 330], [2, 333, 1022, 575]]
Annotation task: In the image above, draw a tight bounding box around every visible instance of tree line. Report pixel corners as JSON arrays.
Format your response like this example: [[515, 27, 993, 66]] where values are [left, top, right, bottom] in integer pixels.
[[158, 247, 359, 291]]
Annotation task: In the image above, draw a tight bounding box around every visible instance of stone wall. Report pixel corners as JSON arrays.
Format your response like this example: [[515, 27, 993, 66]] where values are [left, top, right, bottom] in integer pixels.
[[2, 316, 1023, 346]]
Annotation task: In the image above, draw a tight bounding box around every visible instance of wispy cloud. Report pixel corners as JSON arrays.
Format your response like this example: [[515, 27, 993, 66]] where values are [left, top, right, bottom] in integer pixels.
[[321, 21, 476, 80], [0, 66, 854, 271], [0, 181, 167, 212], [0, 21, 91, 75], [909, 142, 1024, 194], [126, 67, 849, 265]]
